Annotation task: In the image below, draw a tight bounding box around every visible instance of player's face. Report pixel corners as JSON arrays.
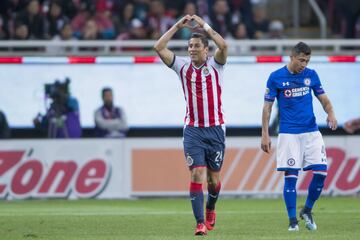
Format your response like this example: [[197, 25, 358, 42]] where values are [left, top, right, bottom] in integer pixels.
[[290, 53, 310, 74], [188, 38, 208, 66]]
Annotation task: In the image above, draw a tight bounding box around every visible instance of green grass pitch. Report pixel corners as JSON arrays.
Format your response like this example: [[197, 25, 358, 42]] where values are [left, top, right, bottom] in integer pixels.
[[0, 197, 359, 239]]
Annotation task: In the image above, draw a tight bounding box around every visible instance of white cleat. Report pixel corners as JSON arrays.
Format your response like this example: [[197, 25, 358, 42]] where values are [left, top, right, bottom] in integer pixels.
[[300, 208, 317, 230], [288, 224, 299, 231]]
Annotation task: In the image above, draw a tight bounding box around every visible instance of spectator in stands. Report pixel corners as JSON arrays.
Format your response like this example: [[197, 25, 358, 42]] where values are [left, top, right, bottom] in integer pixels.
[[117, 2, 135, 35], [15, 0, 47, 39], [252, 3, 269, 39], [233, 22, 249, 39], [71, 1, 93, 39], [344, 117, 360, 134], [132, 0, 150, 23], [209, 0, 233, 38], [0, 15, 8, 39], [46, 0, 69, 39], [94, 87, 128, 138], [117, 18, 148, 40], [93, 6, 116, 39], [268, 19, 285, 39], [148, 0, 175, 39], [175, 1, 197, 40], [229, 0, 254, 38], [81, 19, 100, 40], [33, 79, 82, 138], [0, 110, 11, 139], [335, 0, 360, 38], [13, 23, 28, 39]]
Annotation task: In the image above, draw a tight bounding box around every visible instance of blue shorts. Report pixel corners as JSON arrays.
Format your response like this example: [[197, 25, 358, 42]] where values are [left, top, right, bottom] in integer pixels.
[[183, 125, 226, 171]]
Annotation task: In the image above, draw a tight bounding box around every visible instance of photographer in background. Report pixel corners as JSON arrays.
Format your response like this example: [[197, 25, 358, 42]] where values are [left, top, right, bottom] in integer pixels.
[[0, 110, 10, 139], [33, 78, 82, 138], [94, 87, 128, 138]]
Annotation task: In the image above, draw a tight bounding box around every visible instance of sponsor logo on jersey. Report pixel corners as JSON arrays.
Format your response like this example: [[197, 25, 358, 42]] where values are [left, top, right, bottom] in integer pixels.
[[287, 158, 296, 166], [284, 87, 310, 98], [304, 78, 311, 86]]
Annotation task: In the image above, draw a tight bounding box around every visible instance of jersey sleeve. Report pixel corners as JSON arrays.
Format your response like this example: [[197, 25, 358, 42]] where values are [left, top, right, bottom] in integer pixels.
[[209, 56, 225, 72], [170, 55, 187, 74], [264, 73, 277, 102], [311, 70, 325, 96]]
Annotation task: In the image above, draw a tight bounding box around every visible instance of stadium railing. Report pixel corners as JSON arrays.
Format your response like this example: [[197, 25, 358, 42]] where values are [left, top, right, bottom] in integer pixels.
[[0, 39, 360, 56]]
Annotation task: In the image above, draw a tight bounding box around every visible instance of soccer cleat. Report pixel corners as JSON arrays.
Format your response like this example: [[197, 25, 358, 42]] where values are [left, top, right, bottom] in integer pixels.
[[299, 208, 317, 230], [205, 209, 216, 230], [288, 223, 299, 231], [288, 218, 299, 231], [194, 223, 207, 236]]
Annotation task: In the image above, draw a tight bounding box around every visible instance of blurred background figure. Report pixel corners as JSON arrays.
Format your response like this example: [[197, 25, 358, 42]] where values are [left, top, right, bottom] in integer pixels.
[[343, 117, 360, 134], [33, 78, 82, 138], [94, 87, 128, 138], [0, 110, 11, 139], [268, 19, 285, 39], [15, 0, 46, 39]]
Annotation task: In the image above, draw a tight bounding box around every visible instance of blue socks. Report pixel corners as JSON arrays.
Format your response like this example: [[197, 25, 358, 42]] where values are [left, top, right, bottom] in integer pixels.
[[283, 171, 298, 219], [190, 182, 204, 223], [206, 182, 221, 210], [305, 172, 327, 209]]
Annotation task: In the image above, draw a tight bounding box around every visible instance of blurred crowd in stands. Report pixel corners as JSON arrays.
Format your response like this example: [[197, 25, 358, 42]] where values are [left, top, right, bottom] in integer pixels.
[[1, 0, 359, 41], [0, 0, 294, 41], [0, 0, 359, 41]]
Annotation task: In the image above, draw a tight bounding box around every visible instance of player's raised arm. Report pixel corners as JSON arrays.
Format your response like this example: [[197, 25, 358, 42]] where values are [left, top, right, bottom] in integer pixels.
[[154, 15, 193, 67], [316, 94, 337, 130], [192, 15, 228, 65], [261, 101, 274, 153]]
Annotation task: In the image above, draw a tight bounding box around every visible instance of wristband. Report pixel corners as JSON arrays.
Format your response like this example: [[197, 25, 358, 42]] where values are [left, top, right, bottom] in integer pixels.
[[203, 23, 212, 31]]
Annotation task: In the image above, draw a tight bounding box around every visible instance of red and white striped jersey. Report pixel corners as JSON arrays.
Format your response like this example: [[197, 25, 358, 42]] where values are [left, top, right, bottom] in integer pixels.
[[170, 56, 225, 127]]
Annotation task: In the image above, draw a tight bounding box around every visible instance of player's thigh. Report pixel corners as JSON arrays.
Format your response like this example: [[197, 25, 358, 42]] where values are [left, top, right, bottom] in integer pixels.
[[205, 126, 226, 171], [183, 127, 206, 169], [303, 131, 327, 170], [276, 133, 302, 170]]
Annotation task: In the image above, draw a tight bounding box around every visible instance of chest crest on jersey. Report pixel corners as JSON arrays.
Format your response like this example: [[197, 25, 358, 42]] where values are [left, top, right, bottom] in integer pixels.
[[202, 67, 210, 76], [304, 78, 311, 86]]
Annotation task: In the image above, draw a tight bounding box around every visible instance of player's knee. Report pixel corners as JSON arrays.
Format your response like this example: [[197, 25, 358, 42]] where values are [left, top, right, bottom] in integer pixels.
[[191, 167, 206, 182], [284, 170, 299, 190], [313, 171, 327, 187]]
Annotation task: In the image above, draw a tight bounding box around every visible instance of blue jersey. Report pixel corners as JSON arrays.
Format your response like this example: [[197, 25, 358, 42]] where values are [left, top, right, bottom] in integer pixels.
[[264, 66, 325, 134]]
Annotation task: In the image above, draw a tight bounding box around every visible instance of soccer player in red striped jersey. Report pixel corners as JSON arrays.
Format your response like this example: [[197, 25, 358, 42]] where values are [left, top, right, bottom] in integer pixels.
[[154, 15, 228, 235]]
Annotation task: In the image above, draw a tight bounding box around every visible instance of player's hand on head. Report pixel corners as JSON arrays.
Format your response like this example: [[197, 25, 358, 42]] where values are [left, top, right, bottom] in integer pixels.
[[191, 15, 205, 28], [176, 15, 193, 29]]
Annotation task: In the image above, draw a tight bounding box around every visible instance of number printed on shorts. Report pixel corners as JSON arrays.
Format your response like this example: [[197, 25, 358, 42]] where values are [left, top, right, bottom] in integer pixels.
[[215, 151, 223, 166]]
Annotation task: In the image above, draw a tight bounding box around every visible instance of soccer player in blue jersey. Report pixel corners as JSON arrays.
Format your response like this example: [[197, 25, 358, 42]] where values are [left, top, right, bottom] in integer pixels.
[[261, 42, 337, 231]]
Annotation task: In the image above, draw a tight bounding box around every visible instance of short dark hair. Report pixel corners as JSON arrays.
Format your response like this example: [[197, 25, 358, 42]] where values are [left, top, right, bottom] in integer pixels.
[[189, 33, 209, 47], [291, 42, 311, 56], [102, 87, 112, 97]]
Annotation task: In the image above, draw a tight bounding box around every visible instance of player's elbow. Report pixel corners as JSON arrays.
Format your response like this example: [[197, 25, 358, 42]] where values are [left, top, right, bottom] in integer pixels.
[[153, 42, 163, 53], [218, 42, 228, 52]]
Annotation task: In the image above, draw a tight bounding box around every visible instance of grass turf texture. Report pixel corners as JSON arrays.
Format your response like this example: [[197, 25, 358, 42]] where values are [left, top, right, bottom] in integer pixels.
[[0, 197, 359, 240]]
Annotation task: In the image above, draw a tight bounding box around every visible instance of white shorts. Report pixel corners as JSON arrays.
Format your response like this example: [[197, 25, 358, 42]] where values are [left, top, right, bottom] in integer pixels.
[[276, 131, 327, 171]]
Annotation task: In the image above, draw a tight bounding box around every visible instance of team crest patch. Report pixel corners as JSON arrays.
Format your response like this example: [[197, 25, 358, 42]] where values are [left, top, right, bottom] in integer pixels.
[[304, 78, 311, 86], [284, 89, 292, 97], [186, 154, 194, 166], [287, 158, 296, 166], [202, 67, 210, 76]]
